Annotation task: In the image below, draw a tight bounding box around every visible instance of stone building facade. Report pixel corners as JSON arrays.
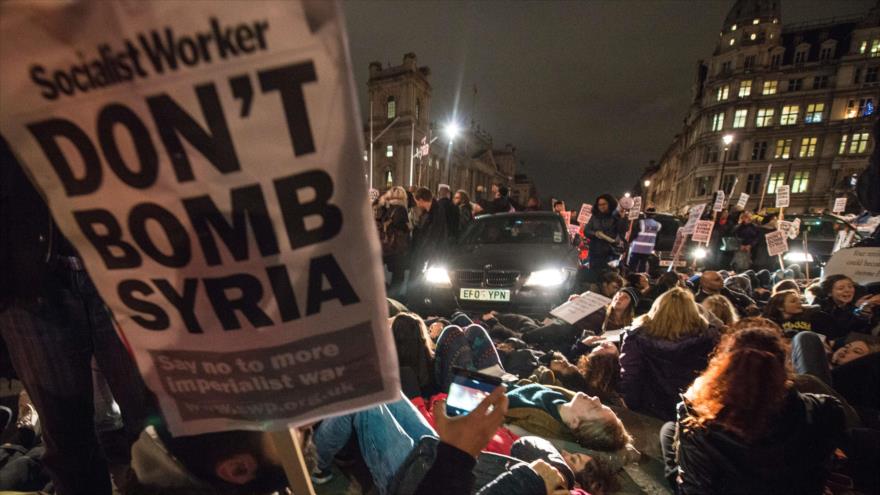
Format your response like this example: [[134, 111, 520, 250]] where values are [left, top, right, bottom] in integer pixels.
[[644, 0, 879, 214], [363, 53, 519, 197]]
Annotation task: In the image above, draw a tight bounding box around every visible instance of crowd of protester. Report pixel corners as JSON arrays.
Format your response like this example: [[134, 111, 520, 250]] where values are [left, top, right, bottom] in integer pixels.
[[1, 118, 879, 495]]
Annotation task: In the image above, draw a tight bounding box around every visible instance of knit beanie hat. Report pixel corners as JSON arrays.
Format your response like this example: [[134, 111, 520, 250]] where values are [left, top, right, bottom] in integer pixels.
[[620, 286, 640, 309]]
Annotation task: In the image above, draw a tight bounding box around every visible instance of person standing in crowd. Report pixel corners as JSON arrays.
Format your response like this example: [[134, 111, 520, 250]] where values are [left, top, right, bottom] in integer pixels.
[[584, 194, 623, 279], [619, 287, 720, 421], [377, 186, 411, 299], [662, 326, 845, 494], [412, 187, 453, 274], [435, 184, 460, 241], [731, 211, 760, 272], [453, 189, 474, 234], [553, 200, 566, 217], [0, 137, 152, 495], [627, 211, 661, 273]]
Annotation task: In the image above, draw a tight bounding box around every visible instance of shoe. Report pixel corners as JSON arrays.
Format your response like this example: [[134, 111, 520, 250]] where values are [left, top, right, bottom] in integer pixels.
[[16, 391, 40, 436], [311, 466, 333, 485]]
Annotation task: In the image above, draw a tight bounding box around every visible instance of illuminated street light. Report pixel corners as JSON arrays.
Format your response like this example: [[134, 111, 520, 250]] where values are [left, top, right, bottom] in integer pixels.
[[643, 180, 651, 187], [444, 122, 461, 140], [624, 192, 631, 198], [722, 134, 734, 146], [693, 247, 708, 259]]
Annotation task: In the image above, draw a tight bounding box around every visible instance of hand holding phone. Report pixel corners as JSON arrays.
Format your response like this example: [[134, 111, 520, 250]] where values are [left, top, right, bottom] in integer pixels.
[[433, 386, 508, 459], [446, 368, 503, 417]]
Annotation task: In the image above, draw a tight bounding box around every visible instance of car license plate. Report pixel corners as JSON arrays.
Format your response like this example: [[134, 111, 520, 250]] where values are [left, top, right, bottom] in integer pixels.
[[660, 260, 687, 267], [459, 288, 510, 302]]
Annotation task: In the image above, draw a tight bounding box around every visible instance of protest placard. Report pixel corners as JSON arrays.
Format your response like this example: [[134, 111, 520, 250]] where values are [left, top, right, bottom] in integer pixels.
[[670, 230, 687, 259], [577, 203, 592, 224], [628, 196, 642, 220], [681, 203, 706, 235], [562, 211, 572, 225], [0, 1, 398, 436], [788, 217, 801, 239], [833, 197, 847, 214], [550, 291, 612, 325], [766, 230, 789, 257], [691, 220, 714, 243], [736, 193, 749, 209], [778, 220, 793, 237], [567, 224, 581, 238], [712, 191, 725, 212], [775, 185, 790, 208], [824, 247, 880, 285]]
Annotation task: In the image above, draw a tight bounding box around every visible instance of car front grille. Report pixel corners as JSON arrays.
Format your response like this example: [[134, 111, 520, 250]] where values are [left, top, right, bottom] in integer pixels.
[[453, 270, 520, 287]]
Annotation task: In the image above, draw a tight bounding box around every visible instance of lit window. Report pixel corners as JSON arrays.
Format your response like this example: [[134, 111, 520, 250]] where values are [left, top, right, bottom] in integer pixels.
[[774, 139, 792, 159], [861, 41, 869, 54], [846, 98, 875, 119], [711, 112, 725, 131], [733, 109, 748, 128], [756, 108, 775, 127], [753, 18, 760, 25], [846, 132, 870, 154], [767, 172, 786, 194], [384, 169, 393, 185], [363, 150, 368, 161], [730, 38, 735, 46], [872, 39, 880, 57], [739, 80, 752, 97], [386, 96, 396, 119], [791, 171, 810, 193], [750, 33, 757, 41], [731, 24, 737, 31], [762, 80, 777, 95], [799, 137, 818, 158], [805, 103, 824, 123], [780, 105, 799, 125], [716, 85, 729, 101], [386, 144, 394, 157]]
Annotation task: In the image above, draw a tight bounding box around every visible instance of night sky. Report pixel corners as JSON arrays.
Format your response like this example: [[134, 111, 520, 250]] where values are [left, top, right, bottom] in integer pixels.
[[344, 0, 876, 206]]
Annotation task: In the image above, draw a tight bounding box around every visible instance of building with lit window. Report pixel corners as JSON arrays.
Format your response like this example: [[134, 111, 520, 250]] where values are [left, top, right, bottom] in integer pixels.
[[644, 0, 879, 214], [364, 53, 516, 195]]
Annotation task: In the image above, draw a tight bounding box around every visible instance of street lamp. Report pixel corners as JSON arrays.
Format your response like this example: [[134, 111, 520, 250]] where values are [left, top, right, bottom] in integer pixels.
[[643, 180, 651, 188], [717, 133, 735, 195], [443, 121, 461, 184]]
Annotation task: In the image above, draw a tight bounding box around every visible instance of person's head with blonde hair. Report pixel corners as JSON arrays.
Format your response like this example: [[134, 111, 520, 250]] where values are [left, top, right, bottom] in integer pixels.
[[701, 295, 739, 328], [386, 186, 407, 204], [635, 287, 708, 340]]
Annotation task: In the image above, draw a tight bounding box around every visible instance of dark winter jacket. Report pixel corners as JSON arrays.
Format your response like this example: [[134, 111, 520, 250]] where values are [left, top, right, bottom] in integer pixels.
[[458, 203, 474, 233], [812, 298, 872, 340], [619, 325, 720, 421], [675, 391, 845, 495], [584, 194, 624, 261], [520, 321, 581, 353], [732, 222, 761, 248], [435, 197, 461, 240], [694, 287, 756, 316]]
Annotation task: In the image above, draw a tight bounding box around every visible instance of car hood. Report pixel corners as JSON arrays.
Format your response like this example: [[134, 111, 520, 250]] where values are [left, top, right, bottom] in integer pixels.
[[445, 242, 576, 272]]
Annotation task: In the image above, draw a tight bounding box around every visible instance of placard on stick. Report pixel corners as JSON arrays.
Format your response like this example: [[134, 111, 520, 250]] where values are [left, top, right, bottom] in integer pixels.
[[712, 191, 725, 212], [775, 185, 790, 208], [577, 204, 592, 224], [682, 204, 706, 235], [833, 197, 847, 214], [766, 230, 789, 257], [736, 193, 749, 209], [692, 220, 715, 243], [628, 196, 642, 220]]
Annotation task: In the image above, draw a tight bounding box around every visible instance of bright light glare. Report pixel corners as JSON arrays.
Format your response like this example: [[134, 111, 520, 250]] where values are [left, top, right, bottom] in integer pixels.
[[424, 266, 451, 285], [525, 268, 566, 287], [784, 251, 814, 262], [693, 247, 708, 259], [643, 180, 651, 187], [723, 134, 734, 145], [624, 192, 631, 198], [444, 122, 461, 140]]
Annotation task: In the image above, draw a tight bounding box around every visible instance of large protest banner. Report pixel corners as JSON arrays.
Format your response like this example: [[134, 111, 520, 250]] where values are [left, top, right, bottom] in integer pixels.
[[0, 1, 399, 436]]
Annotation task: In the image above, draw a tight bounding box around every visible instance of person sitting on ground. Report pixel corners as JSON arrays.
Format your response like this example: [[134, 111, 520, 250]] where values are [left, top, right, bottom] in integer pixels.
[[594, 271, 624, 299], [700, 294, 739, 329], [619, 287, 720, 421], [763, 289, 814, 335], [812, 274, 877, 340], [694, 270, 758, 316], [772, 279, 801, 296], [660, 326, 846, 495], [568, 287, 637, 361], [504, 382, 633, 454], [392, 313, 438, 398]]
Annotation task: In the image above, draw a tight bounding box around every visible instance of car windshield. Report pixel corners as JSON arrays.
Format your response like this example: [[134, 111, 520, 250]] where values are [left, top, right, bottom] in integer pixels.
[[460, 216, 564, 245]]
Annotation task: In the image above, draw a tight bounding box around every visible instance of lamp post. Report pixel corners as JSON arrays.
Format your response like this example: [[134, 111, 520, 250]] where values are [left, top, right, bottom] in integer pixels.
[[443, 121, 460, 185], [716, 133, 734, 195]]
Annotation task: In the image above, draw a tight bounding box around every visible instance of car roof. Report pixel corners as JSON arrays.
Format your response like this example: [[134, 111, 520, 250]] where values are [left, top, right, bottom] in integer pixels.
[[474, 211, 561, 220]]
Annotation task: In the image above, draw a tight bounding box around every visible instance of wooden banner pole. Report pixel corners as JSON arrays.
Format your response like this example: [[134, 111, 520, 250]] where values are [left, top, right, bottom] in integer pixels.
[[803, 229, 810, 280], [777, 206, 786, 271], [270, 428, 316, 495]]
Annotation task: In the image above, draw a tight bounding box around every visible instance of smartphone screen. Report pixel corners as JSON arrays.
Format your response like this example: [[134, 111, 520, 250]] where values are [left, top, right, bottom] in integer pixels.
[[446, 370, 501, 417]]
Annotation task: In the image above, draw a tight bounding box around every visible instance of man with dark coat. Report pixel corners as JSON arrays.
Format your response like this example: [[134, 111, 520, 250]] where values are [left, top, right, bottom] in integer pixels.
[[435, 184, 460, 241], [412, 187, 453, 272], [584, 193, 625, 278]]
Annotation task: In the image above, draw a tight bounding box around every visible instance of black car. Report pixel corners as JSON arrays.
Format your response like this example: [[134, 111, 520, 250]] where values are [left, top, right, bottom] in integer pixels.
[[410, 212, 580, 317]]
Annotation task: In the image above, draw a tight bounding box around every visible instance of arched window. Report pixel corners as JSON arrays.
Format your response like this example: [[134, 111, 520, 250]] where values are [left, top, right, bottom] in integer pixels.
[[386, 96, 396, 119]]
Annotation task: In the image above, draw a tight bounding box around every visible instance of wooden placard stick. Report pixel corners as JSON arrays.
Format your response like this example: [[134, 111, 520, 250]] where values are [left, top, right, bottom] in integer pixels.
[[270, 428, 315, 495]]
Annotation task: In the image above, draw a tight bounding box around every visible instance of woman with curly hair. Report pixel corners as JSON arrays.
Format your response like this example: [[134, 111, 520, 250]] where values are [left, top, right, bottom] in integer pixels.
[[661, 325, 845, 494]]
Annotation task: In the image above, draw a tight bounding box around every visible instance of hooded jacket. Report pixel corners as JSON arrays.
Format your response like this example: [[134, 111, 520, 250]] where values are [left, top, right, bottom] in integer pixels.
[[675, 391, 845, 495], [619, 325, 720, 421]]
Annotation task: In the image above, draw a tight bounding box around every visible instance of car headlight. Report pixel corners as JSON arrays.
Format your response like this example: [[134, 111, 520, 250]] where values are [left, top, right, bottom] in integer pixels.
[[424, 266, 451, 286], [524, 268, 567, 287], [784, 251, 814, 262], [692, 247, 707, 260]]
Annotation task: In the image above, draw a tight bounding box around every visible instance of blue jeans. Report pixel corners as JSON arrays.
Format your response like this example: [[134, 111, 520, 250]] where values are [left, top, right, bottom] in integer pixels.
[[791, 331, 832, 386], [314, 394, 436, 494], [0, 267, 152, 495]]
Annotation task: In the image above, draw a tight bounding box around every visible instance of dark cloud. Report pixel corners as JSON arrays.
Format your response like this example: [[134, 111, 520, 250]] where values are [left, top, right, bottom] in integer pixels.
[[344, 0, 875, 205]]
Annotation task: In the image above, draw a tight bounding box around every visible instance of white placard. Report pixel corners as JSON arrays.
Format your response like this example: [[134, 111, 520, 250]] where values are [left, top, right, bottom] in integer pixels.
[[824, 247, 880, 285], [712, 191, 725, 212], [736, 192, 749, 209], [567, 224, 581, 238], [788, 217, 801, 240], [671, 231, 688, 259], [577, 203, 592, 224], [562, 211, 572, 225], [775, 185, 790, 208], [692, 220, 715, 243], [833, 197, 847, 214], [766, 230, 789, 257], [550, 291, 613, 325], [628, 196, 642, 220], [778, 220, 793, 236], [0, 1, 398, 436], [681, 203, 706, 235]]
